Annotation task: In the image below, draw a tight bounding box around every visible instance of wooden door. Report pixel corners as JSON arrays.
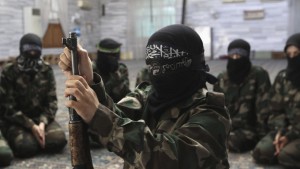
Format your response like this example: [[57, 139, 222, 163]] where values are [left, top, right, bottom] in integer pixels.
[[43, 23, 64, 48]]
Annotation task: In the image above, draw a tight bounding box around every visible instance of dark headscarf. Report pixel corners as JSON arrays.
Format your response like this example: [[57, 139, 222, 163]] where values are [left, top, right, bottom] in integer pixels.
[[96, 38, 121, 74], [145, 24, 217, 119], [226, 39, 252, 84], [284, 33, 300, 87], [17, 33, 43, 74]]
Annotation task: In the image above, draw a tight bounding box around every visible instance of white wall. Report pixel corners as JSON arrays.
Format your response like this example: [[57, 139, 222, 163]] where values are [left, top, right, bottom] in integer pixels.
[[0, 0, 292, 60], [184, 0, 289, 58], [0, 0, 35, 59], [67, 0, 128, 54]]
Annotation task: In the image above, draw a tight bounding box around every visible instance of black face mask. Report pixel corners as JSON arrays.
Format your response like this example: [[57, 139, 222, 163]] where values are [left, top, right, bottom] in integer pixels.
[[286, 55, 300, 87], [17, 51, 42, 74], [147, 68, 205, 120], [227, 57, 252, 84], [96, 52, 119, 74], [150, 68, 205, 99]]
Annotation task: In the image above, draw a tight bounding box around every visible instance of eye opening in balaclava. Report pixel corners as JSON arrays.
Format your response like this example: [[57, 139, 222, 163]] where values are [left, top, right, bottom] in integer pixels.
[[284, 33, 300, 87], [145, 24, 217, 118], [96, 38, 122, 74], [226, 39, 252, 85], [17, 33, 43, 73]]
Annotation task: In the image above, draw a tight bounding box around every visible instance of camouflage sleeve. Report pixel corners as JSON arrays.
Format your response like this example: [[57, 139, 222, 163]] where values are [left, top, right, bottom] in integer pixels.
[[106, 63, 131, 102], [135, 67, 150, 87], [92, 62, 98, 73], [254, 68, 271, 134], [285, 123, 300, 141], [0, 86, 5, 127], [90, 73, 146, 120], [213, 73, 224, 93], [39, 67, 57, 125], [267, 71, 286, 130], [89, 77, 230, 168], [89, 103, 229, 168], [0, 67, 35, 129]]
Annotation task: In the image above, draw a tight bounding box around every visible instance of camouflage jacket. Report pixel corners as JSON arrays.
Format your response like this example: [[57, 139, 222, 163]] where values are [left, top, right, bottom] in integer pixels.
[[0, 61, 57, 129], [89, 73, 231, 169], [93, 62, 131, 103], [268, 69, 300, 141], [0, 86, 5, 128], [213, 65, 271, 135], [135, 67, 150, 87]]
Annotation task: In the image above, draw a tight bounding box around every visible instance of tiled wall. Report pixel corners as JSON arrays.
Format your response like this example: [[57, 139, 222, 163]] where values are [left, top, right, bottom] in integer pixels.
[[0, 0, 35, 59], [184, 0, 289, 58], [67, 0, 128, 55], [0, 0, 291, 60]]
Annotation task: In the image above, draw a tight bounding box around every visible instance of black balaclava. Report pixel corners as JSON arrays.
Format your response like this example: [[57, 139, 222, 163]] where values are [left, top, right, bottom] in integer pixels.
[[96, 38, 121, 75], [17, 33, 43, 74], [145, 24, 217, 119], [284, 33, 300, 87], [227, 39, 252, 84]]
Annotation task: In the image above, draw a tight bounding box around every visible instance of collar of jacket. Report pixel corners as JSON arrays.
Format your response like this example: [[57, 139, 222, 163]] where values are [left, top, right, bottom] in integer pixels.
[[159, 88, 208, 120]]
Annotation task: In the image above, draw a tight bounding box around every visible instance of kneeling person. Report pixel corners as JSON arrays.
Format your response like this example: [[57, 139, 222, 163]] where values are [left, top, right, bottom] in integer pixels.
[[0, 33, 67, 158]]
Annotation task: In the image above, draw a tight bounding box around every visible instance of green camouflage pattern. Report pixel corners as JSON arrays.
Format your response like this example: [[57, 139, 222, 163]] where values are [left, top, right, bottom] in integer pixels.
[[213, 65, 271, 152], [4, 121, 67, 158], [252, 69, 300, 168], [267, 69, 300, 140], [93, 62, 131, 103], [0, 85, 13, 166], [252, 132, 300, 168], [0, 85, 5, 128], [0, 61, 67, 158], [88, 74, 231, 169], [0, 131, 13, 167], [135, 67, 150, 87], [1, 61, 58, 128]]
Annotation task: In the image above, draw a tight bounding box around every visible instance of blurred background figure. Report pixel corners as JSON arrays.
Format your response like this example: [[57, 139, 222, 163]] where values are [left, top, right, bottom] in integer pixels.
[[252, 33, 300, 168], [0, 130, 13, 167], [135, 67, 150, 87], [0, 33, 67, 158], [0, 87, 13, 167], [214, 39, 271, 153], [94, 38, 131, 103], [90, 38, 131, 148]]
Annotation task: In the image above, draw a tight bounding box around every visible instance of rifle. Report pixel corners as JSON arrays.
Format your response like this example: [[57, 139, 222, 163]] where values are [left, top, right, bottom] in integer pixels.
[[62, 32, 94, 169]]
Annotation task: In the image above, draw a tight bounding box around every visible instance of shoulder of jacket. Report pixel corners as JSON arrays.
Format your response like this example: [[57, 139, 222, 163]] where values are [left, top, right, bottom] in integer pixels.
[[91, 62, 100, 73], [271, 69, 286, 82], [119, 62, 128, 68], [41, 62, 53, 72], [91, 61, 96, 67], [136, 81, 151, 91], [251, 65, 261, 71], [141, 67, 148, 72], [42, 61, 51, 68], [277, 69, 286, 77], [250, 66, 271, 81], [3, 61, 14, 68], [118, 63, 128, 73], [2, 62, 16, 73], [42, 58, 50, 65], [251, 65, 268, 74], [117, 81, 151, 109], [206, 91, 225, 107], [217, 71, 228, 79]]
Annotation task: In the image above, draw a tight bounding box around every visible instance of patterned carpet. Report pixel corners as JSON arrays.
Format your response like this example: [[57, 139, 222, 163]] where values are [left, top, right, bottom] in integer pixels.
[[1, 59, 287, 169]]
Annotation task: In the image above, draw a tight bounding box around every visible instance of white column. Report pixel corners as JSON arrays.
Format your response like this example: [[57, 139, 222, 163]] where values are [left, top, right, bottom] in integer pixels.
[[288, 0, 300, 35]]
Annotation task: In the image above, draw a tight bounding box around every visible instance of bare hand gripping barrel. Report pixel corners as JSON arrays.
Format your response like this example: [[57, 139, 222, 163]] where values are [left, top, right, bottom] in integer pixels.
[[62, 32, 94, 169]]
